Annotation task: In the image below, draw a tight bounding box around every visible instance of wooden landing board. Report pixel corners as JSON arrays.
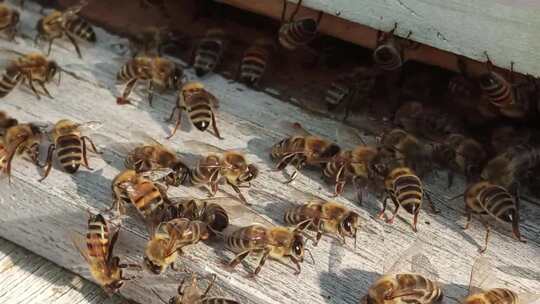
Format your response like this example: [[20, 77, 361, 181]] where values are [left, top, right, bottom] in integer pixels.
[[220, 0, 540, 77], [0, 2, 538, 304], [0, 238, 125, 304]]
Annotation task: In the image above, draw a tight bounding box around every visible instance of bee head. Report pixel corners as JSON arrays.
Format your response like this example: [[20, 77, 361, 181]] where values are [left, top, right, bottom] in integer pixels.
[[341, 212, 360, 237], [240, 163, 259, 183], [171, 66, 184, 89], [168, 162, 190, 186], [144, 256, 165, 274], [299, 18, 318, 34], [291, 233, 304, 260], [104, 280, 124, 294], [47, 61, 59, 82]]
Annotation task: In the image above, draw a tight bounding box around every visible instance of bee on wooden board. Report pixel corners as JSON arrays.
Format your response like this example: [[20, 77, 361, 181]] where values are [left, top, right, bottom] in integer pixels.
[[461, 181, 526, 253], [185, 140, 259, 205], [2, 122, 42, 181], [325, 66, 378, 122], [192, 28, 227, 77], [463, 256, 539, 304], [0, 3, 19, 41], [0, 142, 8, 175], [164, 197, 229, 236], [144, 218, 210, 274], [0, 52, 60, 100], [0, 111, 18, 136], [360, 242, 444, 304], [378, 128, 432, 177], [35, 0, 96, 58], [431, 133, 487, 188], [271, 121, 340, 184], [373, 23, 419, 71], [110, 168, 172, 222], [116, 55, 184, 106], [39, 119, 102, 181], [323, 144, 378, 203], [124, 131, 190, 187], [278, 0, 323, 51], [380, 167, 438, 232], [71, 213, 138, 295], [224, 220, 312, 276], [238, 37, 275, 87], [284, 199, 360, 246], [153, 273, 240, 304], [167, 81, 222, 140]]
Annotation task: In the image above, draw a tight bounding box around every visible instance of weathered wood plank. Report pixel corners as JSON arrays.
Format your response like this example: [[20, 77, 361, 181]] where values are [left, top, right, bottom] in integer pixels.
[[0, 2, 538, 304], [0, 238, 125, 304], [219, 0, 540, 77]]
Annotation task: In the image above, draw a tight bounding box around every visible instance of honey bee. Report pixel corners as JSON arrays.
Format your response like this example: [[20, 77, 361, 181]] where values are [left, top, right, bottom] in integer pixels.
[[39, 119, 102, 181], [124, 132, 190, 187], [0, 111, 18, 136], [238, 37, 275, 87], [224, 220, 311, 276], [323, 145, 378, 202], [284, 199, 360, 246], [71, 213, 133, 294], [432, 133, 487, 188], [478, 53, 514, 109], [153, 273, 240, 304], [2, 123, 42, 181], [193, 28, 227, 77], [447, 56, 479, 103], [373, 23, 418, 71], [167, 82, 222, 140], [380, 167, 436, 232], [35, 1, 96, 58], [164, 197, 229, 236], [111, 168, 171, 221], [360, 243, 443, 304], [325, 67, 378, 121], [144, 218, 209, 274], [278, 0, 323, 50], [116, 55, 184, 106], [0, 142, 8, 174], [187, 141, 258, 205], [271, 122, 340, 184], [0, 52, 60, 99], [463, 181, 526, 253], [0, 3, 19, 41], [463, 257, 539, 304], [378, 128, 431, 176]]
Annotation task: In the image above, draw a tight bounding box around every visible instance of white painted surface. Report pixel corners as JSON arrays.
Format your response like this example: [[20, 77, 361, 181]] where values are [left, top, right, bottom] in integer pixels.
[[0, 1, 538, 304]]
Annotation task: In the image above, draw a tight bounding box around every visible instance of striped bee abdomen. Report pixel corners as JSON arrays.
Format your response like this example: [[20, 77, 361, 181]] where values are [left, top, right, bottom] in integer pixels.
[[0, 66, 22, 98], [203, 204, 229, 232], [392, 174, 423, 213], [325, 79, 350, 110], [484, 289, 518, 304], [226, 225, 267, 252], [187, 94, 213, 131], [56, 134, 83, 174], [477, 184, 516, 223], [117, 60, 140, 82], [395, 274, 443, 303], [130, 181, 164, 217], [373, 44, 403, 71], [278, 18, 318, 50], [270, 136, 305, 161], [191, 155, 220, 186], [194, 39, 223, 77], [240, 43, 270, 86], [65, 17, 96, 43], [479, 72, 513, 108], [86, 214, 109, 260]]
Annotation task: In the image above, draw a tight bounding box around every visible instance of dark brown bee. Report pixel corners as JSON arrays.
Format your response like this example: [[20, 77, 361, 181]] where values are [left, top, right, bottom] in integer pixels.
[[193, 28, 226, 77], [447, 56, 479, 103], [167, 82, 222, 140], [478, 53, 513, 109], [463, 181, 526, 253], [0, 3, 19, 41], [116, 55, 184, 106], [0, 111, 18, 136], [2, 123, 42, 181], [163, 197, 229, 236], [278, 0, 323, 51], [284, 199, 360, 246], [0, 52, 59, 99], [325, 67, 378, 121], [373, 23, 417, 71], [378, 128, 431, 176], [35, 1, 96, 58], [224, 220, 311, 276], [124, 133, 190, 187], [39, 119, 102, 181], [380, 167, 436, 232], [71, 213, 132, 294], [238, 37, 274, 87]]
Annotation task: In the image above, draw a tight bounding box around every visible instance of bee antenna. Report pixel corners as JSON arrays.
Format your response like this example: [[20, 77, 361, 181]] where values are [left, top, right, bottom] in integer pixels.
[[151, 288, 169, 304], [304, 248, 315, 265]]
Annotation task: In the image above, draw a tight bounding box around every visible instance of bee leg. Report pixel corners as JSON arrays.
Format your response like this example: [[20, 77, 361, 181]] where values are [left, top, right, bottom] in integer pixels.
[[479, 219, 490, 253], [81, 136, 102, 154], [290, 256, 302, 275], [424, 192, 440, 214], [147, 81, 154, 107], [290, 0, 303, 22], [210, 112, 223, 140], [28, 79, 42, 100], [226, 250, 251, 272], [463, 206, 473, 230], [377, 195, 389, 220], [66, 33, 83, 59], [121, 78, 138, 102], [38, 144, 56, 182], [38, 81, 53, 99], [412, 205, 420, 233], [229, 182, 250, 205], [81, 138, 93, 170], [386, 196, 400, 224], [280, 0, 287, 23], [202, 274, 217, 297], [46, 38, 55, 56]]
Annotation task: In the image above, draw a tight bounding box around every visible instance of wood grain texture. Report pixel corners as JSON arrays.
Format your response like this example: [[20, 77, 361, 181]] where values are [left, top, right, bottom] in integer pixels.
[[219, 0, 540, 77], [0, 238, 125, 304], [0, 1, 538, 304]]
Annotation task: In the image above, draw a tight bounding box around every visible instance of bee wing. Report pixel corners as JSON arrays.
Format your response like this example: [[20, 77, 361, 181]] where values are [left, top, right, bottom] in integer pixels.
[[139, 168, 174, 182], [336, 126, 368, 149], [206, 91, 219, 109], [76, 121, 104, 134], [70, 232, 91, 265], [130, 130, 163, 146], [468, 256, 497, 296], [273, 120, 312, 137], [383, 239, 425, 275], [184, 140, 227, 155]]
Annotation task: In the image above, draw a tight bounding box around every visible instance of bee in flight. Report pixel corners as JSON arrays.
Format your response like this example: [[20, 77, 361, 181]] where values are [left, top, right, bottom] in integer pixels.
[[0, 2, 19, 41], [35, 0, 96, 58], [167, 82, 222, 140], [39, 119, 102, 181], [0, 52, 60, 100], [224, 220, 312, 276], [71, 213, 138, 294], [152, 273, 240, 304], [284, 199, 360, 246]]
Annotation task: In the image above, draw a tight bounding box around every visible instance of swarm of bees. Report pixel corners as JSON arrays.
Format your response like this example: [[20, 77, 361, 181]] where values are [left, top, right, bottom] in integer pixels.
[[1, 0, 538, 303]]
